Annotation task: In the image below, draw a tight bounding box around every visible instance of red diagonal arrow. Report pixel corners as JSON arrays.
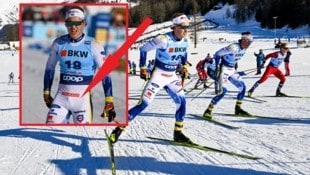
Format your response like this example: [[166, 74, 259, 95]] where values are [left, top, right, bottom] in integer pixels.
[[82, 17, 153, 96]]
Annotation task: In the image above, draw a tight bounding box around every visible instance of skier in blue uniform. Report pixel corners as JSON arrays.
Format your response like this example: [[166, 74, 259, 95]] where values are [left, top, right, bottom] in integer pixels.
[[43, 6, 116, 124], [109, 13, 193, 144], [203, 32, 254, 119]]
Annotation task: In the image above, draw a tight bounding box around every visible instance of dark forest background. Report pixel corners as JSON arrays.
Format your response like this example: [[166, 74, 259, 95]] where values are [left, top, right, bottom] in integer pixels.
[[1, 0, 309, 42], [129, 0, 310, 30]]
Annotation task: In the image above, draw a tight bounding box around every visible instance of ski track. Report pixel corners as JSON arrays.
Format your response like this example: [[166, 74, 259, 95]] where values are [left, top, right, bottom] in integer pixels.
[[10, 140, 42, 175], [52, 144, 60, 175], [38, 143, 61, 175], [80, 127, 101, 173]]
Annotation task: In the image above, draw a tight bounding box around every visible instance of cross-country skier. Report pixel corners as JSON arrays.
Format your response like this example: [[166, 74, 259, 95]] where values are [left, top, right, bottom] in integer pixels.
[[248, 43, 289, 97], [109, 13, 193, 144], [43, 6, 115, 124], [203, 32, 254, 119], [193, 53, 213, 89]]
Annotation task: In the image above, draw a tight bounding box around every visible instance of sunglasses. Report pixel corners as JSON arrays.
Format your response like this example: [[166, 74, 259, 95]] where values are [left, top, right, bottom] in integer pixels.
[[283, 47, 289, 50], [65, 21, 84, 27], [177, 25, 191, 29], [242, 39, 253, 45]]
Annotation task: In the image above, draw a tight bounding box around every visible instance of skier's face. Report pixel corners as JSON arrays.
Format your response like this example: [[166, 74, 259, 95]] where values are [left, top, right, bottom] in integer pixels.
[[240, 39, 252, 49], [65, 16, 86, 39], [174, 21, 190, 40], [280, 46, 289, 54]]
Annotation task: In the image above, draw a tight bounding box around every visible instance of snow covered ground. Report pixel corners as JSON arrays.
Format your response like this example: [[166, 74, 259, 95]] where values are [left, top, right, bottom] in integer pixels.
[[1, 2, 310, 175], [1, 29, 310, 175]]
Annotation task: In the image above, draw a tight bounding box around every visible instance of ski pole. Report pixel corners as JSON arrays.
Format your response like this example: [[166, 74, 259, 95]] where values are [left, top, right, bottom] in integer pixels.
[[190, 81, 214, 101], [237, 69, 257, 76]]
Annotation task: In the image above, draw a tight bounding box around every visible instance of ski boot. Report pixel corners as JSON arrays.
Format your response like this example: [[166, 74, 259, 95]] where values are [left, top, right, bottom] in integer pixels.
[[193, 81, 201, 89], [276, 90, 288, 97], [203, 104, 214, 119], [173, 130, 193, 144], [109, 126, 125, 144], [235, 106, 251, 116], [203, 83, 209, 89], [247, 88, 254, 97]]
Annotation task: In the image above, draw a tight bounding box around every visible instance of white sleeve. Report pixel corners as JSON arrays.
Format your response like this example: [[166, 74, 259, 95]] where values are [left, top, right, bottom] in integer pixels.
[[92, 41, 106, 68], [140, 34, 168, 52], [45, 40, 58, 71], [215, 43, 238, 57]]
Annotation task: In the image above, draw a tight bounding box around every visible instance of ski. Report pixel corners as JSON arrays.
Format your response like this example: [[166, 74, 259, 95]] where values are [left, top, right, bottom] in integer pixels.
[[147, 137, 260, 160], [177, 74, 198, 93], [237, 69, 257, 76], [189, 114, 240, 129], [184, 88, 196, 94], [184, 87, 204, 94], [190, 87, 208, 100], [256, 95, 310, 99], [239, 67, 257, 73], [189, 82, 215, 100], [128, 97, 140, 100], [245, 96, 268, 103], [221, 94, 265, 104], [104, 129, 117, 175], [181, 80, 213, 94], [213, 112, 300, 121], [242, 97, 265, 104], [185, 87, 203, 95], [185, 85, 214, 95]]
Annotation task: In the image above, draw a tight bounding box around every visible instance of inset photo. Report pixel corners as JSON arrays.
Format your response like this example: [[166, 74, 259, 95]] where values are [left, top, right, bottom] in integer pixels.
[[20, 3, 128, 126]]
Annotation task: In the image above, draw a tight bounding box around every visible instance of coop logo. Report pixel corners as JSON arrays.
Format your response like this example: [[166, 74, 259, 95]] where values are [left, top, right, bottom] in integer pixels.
[[164, 65, 177, 70], [60, 50, 89, 58], [63, 75, 84, 82]]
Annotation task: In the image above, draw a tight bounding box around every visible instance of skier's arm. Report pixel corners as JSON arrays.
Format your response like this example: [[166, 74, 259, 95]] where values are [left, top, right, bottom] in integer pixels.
[[43, 40, 58, 108], [43, 42, 58, 91], [139, 35, 168, 80], [265, 52, 278, 60], [214, 44, 235, 66], [93, 41, 116, 122], [92, 41, 110, 99], [139, 35, 168, 67]]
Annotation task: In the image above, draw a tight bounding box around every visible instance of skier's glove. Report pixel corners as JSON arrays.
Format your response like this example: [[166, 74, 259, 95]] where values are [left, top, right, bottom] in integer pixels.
[[140, 66, 149, 81], [181, 65, 190, 79], [43, 90, 53, 108], [101, 102, 116, 122]]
